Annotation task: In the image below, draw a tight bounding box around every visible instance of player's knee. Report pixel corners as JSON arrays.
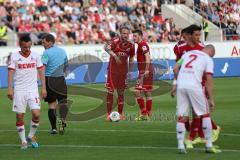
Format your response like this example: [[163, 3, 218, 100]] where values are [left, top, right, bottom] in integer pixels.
[[32, 110, 40, 120], [16, 114, 24, 122], [134, 90, 141, 97], [117, 89, 124, 95], [48, 101, 57, 109], [144, 91, 152, 99]]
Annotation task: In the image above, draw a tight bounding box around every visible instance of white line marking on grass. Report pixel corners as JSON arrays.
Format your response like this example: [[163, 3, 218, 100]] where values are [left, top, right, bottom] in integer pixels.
[[0, 128, 240, 137], [0, 144, 240, 152]]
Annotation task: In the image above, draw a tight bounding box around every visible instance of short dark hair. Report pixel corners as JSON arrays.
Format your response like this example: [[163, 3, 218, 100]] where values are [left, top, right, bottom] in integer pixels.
[[133, 29, 143, 36], [19, 35, 32, 43], [186, 24, 202, 35], [181, 27, 188, 34], [42, 33, 55, 44]]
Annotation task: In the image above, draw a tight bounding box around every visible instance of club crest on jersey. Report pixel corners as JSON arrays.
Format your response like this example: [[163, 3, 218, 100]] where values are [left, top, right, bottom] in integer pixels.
[[142, 46, 147, 51]]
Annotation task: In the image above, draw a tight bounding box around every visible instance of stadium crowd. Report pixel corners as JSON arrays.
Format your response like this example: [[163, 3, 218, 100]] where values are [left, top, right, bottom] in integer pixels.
[[195, 0, 240, 40], [0, 0, 182, 45], [0, 0, 239, 46]]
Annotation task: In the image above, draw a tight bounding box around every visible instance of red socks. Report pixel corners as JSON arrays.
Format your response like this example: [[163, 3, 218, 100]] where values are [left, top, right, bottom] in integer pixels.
[[137, 97, 152, 115], [146, 99, 152, 116], [107, 93, 125, 115], [118, 94, 124, 115], [107, 92, 113, 114], [137, 97, 146, 115], [184, 118, 190, 132], [189, 117, 201, 141]]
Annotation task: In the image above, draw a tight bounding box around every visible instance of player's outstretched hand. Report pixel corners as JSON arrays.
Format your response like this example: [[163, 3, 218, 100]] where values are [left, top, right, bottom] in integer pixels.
[[171, 85, 176, 98], [41, 89, 47, 99], [7, 89, 13, 100]]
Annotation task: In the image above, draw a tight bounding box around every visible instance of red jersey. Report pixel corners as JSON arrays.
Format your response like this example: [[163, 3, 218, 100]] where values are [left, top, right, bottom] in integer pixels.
[[107, 37, 135, 74], [173, 42, 204, 61], [137, 41, 152, 73]]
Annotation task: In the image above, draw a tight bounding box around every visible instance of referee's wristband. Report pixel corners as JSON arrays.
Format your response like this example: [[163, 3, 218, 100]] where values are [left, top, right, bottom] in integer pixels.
[[172, 79, 177, 85]]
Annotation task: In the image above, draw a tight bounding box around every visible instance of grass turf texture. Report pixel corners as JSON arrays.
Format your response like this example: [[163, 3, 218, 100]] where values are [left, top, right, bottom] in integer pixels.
[[0, 77, 239, 160]]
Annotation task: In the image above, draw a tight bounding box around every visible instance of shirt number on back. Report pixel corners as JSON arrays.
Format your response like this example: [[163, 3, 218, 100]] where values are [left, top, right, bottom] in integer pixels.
[[185, 54, 197, 68]]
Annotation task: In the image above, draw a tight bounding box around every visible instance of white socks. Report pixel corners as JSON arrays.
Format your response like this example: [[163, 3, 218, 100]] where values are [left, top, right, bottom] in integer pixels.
[[202, 117, 213, 148], [176, 122, 186, 149], [28, 120, 39, 139], [16, 123, 26, 143]]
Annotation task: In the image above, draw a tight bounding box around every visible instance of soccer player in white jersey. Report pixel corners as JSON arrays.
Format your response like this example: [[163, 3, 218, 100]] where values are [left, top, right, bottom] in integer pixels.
[[171, 45, 221, 154], [8, 36, 47, 149]]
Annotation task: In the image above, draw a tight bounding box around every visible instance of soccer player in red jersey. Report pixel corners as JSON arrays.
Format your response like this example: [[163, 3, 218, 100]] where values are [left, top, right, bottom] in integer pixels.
[[172, 24, 220, 148], [173, 25, 204, 62], [104, 25, 135, 121], [132, 29, 153, 121]]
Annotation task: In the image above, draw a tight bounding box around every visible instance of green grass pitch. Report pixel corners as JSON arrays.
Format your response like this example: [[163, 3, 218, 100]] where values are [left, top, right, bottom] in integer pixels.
[[0, 77, 240, 160]]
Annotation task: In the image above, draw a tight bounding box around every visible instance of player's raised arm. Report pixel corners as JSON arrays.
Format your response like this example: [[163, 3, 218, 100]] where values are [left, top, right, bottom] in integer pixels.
[[104, 40, 121, 64]]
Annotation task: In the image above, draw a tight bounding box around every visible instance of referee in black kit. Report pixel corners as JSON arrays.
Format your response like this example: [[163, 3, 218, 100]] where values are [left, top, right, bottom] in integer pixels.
[[41, 34, 68, 135]]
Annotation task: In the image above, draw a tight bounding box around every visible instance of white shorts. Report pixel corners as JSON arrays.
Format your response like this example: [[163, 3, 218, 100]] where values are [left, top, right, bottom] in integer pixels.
[[12, 90, 41, 113], [176, 88, 209, 117]]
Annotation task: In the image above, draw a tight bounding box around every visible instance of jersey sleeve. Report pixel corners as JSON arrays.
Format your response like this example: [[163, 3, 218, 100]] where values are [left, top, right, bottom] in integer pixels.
[[205, 57, 214, 75], [173, 44, 181, 62], [108, 37, 119, 51], [41, 51, 48, 65], [37, 54, 44, 69], [8, 53, 16, 70]]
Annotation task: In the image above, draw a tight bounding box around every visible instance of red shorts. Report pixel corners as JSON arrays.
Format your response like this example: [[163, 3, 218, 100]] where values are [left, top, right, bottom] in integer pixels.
[[135, 72, 153, 91], [106, 72, 127, 90]]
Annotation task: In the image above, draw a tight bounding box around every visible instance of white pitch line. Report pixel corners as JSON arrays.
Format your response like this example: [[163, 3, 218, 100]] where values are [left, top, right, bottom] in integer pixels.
[[0, 144, 240, 153], [0, 129, 240, 137]]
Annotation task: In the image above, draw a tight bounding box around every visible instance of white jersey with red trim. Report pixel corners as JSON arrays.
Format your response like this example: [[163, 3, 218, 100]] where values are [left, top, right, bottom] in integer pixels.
[[177, 50, 213, 91], [8, 51, 43, 91]]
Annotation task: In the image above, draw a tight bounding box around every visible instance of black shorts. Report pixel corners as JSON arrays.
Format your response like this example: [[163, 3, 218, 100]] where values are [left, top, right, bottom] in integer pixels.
[[45, 76, 67, 103]]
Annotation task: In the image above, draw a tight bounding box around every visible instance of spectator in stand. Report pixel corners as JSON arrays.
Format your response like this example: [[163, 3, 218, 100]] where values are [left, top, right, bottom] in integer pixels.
[[0, 21, 7, 46], [211, 10, 220, 26], [0, 0, 193, 46]]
